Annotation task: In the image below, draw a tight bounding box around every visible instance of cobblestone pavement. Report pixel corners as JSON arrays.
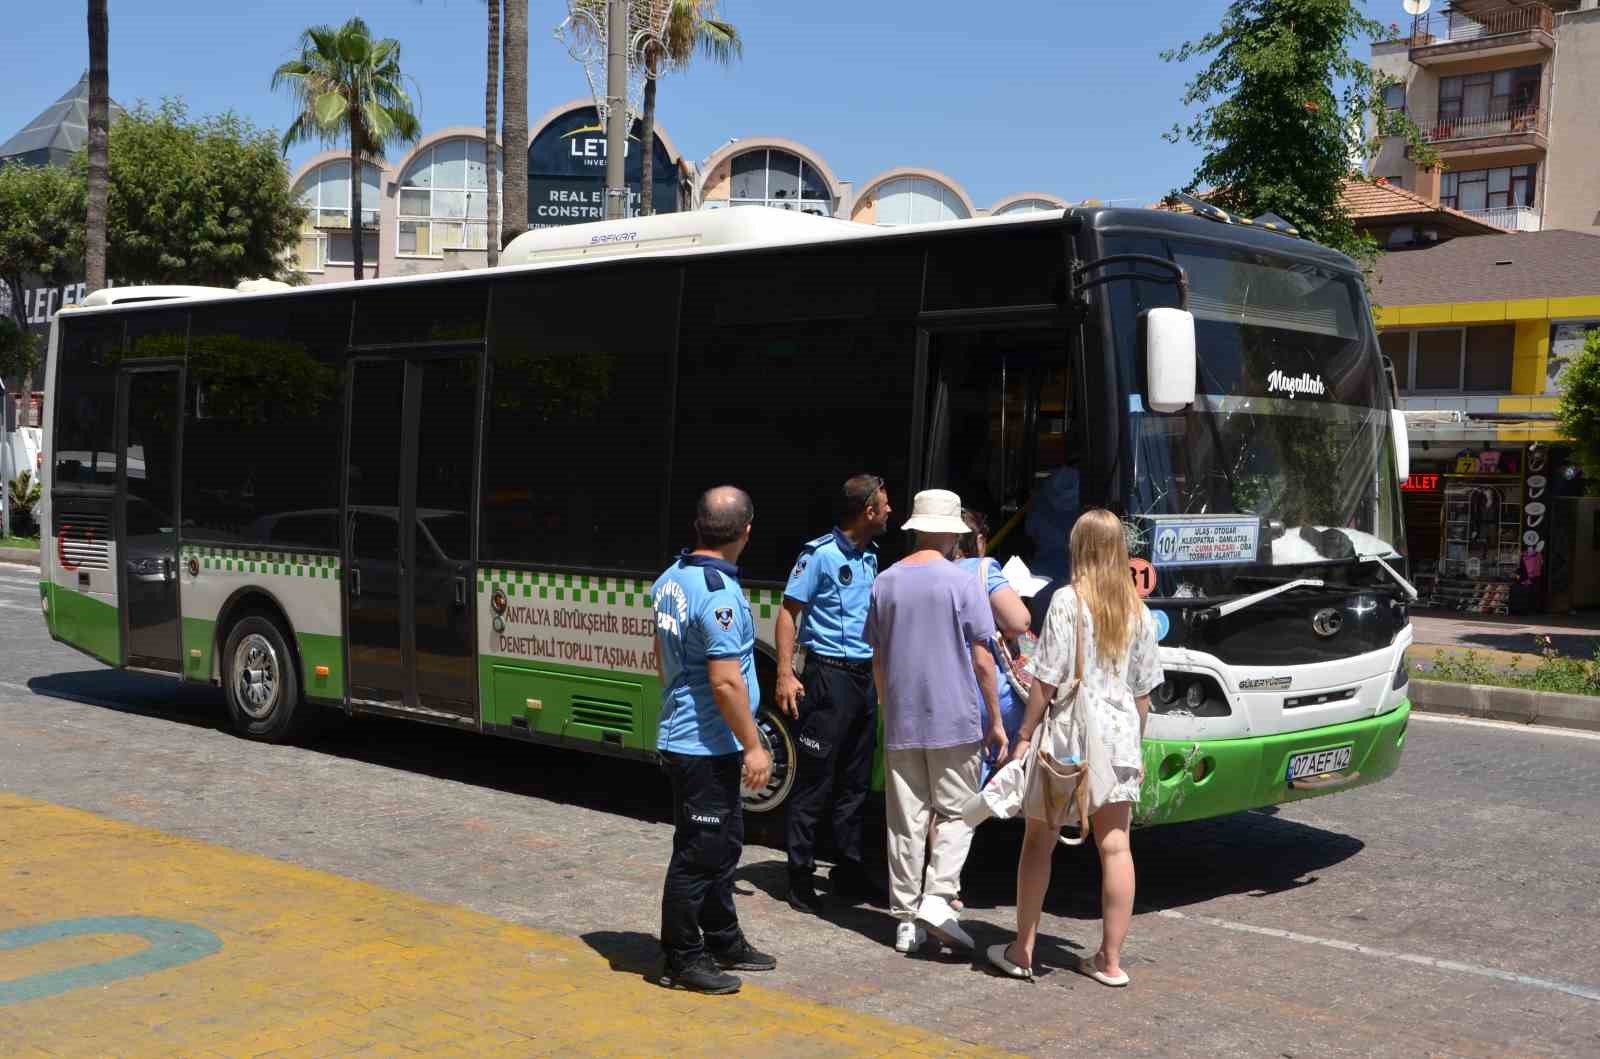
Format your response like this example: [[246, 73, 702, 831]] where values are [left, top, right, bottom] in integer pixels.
[[3, 561, 1600, 1056]]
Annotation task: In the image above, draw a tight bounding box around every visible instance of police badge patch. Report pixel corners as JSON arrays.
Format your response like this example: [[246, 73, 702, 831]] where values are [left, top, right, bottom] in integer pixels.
[[789, 557, 808, 581], [838, 565, 853, 585], [714, 607, 734, 630]]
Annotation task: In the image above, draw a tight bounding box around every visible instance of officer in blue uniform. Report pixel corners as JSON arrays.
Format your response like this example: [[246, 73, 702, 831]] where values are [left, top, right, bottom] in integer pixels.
[[775, 474, 894, 913], [653, 485, 776, 995]]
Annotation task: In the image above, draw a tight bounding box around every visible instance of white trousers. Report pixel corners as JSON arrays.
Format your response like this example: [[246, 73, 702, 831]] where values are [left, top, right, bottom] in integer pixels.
[[884, 742, 983, 921]]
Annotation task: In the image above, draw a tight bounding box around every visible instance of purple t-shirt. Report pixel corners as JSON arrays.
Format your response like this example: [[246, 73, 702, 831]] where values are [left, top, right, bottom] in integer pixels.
[[864, 557, 997, 752]]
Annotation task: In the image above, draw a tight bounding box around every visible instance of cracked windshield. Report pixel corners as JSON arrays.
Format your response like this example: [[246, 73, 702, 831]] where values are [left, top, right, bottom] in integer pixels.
[[1106, 237, 1404, 575]]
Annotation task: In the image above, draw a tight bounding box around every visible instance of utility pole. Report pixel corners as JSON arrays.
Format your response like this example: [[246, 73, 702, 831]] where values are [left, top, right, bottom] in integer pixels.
[[603, 0, 628, 220], [0, 375, 11, 539]]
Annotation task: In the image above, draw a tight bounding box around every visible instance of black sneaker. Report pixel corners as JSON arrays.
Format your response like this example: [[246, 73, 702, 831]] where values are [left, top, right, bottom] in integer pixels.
[[830, 862, 888, 906], [711, 938, 777, 972], [660, 954, 741, 995], [787, 874, 825, 915]]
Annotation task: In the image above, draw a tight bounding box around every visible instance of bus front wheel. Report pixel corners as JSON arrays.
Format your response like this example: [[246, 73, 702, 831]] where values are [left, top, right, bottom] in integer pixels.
[[221, 614, 306, 743]]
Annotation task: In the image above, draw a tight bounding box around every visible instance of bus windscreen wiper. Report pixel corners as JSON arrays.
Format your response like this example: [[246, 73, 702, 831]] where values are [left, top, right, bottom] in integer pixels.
[[1194, 578, 1326, 625]]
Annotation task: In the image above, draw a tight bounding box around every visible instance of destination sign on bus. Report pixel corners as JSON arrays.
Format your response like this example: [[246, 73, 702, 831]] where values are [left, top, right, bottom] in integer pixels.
[[1150, 516, 1260, 567]]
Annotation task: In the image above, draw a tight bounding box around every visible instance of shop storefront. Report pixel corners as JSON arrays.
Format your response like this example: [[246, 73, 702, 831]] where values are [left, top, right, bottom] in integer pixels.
[[527, 103, 683, 228]]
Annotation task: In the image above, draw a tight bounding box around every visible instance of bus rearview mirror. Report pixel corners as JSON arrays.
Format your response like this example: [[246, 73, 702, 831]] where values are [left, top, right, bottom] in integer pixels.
[[1391, 409, 1410, 482], [1144, 308, 1196, 413]]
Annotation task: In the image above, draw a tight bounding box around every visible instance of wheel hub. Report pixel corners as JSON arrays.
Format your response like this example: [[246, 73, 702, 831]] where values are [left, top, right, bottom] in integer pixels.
[[233, 634, 280, 720]]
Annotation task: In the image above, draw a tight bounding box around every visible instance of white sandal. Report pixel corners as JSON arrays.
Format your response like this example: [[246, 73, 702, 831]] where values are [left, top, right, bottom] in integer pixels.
[[1073, 953, 1129, 987], [985, 943, 1033, 981]]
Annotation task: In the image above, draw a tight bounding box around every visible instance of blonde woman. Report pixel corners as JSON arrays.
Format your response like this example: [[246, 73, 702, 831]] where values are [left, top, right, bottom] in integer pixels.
[[986, 509, 1161, 986]]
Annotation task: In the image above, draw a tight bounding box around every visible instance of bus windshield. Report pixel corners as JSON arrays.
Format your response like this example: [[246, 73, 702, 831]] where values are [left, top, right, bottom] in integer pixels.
[[1103, 235, 1404, 572]]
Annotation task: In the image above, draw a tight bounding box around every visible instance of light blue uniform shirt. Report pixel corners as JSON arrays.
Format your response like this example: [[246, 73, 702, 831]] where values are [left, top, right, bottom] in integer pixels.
[[653, 552, 759, 756], [784, 528, 878, 662]]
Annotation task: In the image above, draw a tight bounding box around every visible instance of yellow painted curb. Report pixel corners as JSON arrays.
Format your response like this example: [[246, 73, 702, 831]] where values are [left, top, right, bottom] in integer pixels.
[[0, 794, 998, 1057]]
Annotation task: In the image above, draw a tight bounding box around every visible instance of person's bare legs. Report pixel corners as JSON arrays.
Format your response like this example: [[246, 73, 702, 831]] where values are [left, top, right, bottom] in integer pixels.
[[1091, 801, 1134, 977], [1006, 816, 1057, 970]]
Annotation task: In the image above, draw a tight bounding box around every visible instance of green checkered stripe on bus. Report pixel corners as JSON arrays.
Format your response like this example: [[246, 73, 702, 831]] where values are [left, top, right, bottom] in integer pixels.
[[182, 545, 341, 579], [477, 569, 785, 620]]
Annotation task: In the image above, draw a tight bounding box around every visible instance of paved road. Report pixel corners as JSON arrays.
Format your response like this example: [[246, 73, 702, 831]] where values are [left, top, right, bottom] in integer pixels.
[[3, 561, 1599, 1056]]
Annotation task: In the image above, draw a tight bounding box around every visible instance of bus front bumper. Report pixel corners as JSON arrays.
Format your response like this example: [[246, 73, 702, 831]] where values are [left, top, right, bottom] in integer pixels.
[[1133, 700, 1411, 828]]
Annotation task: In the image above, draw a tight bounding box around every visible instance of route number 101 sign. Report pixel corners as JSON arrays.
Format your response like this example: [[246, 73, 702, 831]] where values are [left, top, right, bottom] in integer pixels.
[[1149, 516, 1260, 567]]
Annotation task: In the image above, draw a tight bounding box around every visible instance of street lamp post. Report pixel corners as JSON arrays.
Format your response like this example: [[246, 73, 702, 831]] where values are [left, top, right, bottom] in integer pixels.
[[603, 0, 628, 220]]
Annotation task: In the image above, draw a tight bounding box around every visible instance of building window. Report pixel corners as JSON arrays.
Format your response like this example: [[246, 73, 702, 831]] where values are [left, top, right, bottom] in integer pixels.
[[994, 198, 1061, 216], [714, 148, 832, 215], [1464, 325, 1514, 391], [1441, 164, 1536, 212], [293, 161, 381, 272], [1414, 329, 1464, 390], [1381, 83, 1406, 112], [871, 177, 970, 226], [398, 139, 501, 257], [1384, 326, 1515, 394], [1438, 65, 1539, 125]]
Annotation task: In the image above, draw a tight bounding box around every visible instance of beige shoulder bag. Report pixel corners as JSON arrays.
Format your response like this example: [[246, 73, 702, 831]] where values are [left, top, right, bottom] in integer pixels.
[[1022, 590, 1094, 846]]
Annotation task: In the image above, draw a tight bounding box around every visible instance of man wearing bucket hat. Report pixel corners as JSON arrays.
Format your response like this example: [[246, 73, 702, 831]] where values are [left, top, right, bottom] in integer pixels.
[[864, 488, 1007, 954]]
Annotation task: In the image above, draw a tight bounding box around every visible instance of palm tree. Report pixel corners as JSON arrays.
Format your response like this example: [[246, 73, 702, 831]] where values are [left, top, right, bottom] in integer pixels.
[[639, 1, 740, 216], [272, 17, 421, 281], [84, 0, 110, 293], [484, 0, 501, 266], [501, 0, 529, 247]]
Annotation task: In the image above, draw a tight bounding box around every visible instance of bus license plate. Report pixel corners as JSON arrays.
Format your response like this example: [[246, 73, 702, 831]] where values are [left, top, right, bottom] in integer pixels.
[[1286, 745, 1352, 782]]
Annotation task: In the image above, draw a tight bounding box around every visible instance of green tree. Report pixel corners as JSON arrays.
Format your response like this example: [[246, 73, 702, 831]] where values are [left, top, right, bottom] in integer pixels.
[[638, 1, 741, 217], [1163, 0, 1436, 265], [273, 17, 422, 280], [501, 0, 529, 246], [78, 101, 304, 287], [0, 162, 84, 383], [85, 0, 111, 294], [1556, 328, 1600, 489]]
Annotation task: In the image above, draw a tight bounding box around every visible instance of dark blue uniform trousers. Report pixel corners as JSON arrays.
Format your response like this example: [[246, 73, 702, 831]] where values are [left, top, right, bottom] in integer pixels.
[[785, 658, 877, 878], [660, 750, 745, 971]]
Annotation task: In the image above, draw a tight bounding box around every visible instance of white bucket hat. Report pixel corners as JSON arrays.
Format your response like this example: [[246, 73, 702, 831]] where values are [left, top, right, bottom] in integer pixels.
[[901, 489, 969, 534]]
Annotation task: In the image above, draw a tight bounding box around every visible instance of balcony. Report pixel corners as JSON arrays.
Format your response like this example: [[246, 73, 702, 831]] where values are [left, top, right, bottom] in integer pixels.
[[1412, 106, 1548, 158], [1463, 205, 1542, 231], [1408, 6, 1554, 65]]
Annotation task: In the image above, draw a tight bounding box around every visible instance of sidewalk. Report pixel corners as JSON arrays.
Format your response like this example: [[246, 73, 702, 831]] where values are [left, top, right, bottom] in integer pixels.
[[0, 793, 986, 1058], [1411, 610, 1600, 665]]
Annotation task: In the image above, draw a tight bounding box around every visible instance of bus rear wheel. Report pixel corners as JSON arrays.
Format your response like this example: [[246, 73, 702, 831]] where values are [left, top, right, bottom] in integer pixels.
[[221, 614, 306, 743]]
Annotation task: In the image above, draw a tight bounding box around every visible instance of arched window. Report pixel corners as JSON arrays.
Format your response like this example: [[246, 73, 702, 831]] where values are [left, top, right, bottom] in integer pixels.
[[995, 198, 1060, 216], [710, 148, 831, 215], [398, 139, 501, 256], [871, 177, 970, 226], [293, 161, 381, 272]]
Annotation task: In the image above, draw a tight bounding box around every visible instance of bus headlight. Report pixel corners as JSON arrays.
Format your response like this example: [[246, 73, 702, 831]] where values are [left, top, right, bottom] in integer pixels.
[[1392, 652, 1410, 691], [1153, 672, 1231, 717]]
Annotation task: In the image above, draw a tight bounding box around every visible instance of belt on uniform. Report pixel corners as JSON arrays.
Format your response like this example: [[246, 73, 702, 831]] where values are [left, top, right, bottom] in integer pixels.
[[812, 654, 871, 675]]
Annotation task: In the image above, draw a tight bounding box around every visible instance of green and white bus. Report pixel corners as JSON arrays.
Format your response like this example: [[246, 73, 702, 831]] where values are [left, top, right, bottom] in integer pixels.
[[37, 204, 1414, 827]]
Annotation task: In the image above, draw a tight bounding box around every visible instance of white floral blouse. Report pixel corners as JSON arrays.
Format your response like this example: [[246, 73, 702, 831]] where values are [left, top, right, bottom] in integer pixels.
[[1029, 586, 1162, 804]]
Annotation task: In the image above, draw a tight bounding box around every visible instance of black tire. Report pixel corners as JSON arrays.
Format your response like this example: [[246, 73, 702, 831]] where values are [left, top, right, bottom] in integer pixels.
[[221, 613, 307, 743]]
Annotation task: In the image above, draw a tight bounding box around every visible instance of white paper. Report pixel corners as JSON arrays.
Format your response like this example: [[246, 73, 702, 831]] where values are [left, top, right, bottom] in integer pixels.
[[1000, 555, 1050, 597]]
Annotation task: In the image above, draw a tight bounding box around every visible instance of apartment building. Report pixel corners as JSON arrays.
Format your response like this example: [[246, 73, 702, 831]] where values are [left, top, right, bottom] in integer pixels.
[[1371, 0, 1600, 235]]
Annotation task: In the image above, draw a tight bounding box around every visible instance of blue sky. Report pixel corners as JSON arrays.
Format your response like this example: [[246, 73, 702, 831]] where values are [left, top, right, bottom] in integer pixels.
[[0, 1, 1297, 208]]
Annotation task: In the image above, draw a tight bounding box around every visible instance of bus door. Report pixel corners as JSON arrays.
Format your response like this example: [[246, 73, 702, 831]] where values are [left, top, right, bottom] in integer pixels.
[[117, 366, 184, 672], [920, 325, 1077, 569], [345, 351, 480, 724]]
